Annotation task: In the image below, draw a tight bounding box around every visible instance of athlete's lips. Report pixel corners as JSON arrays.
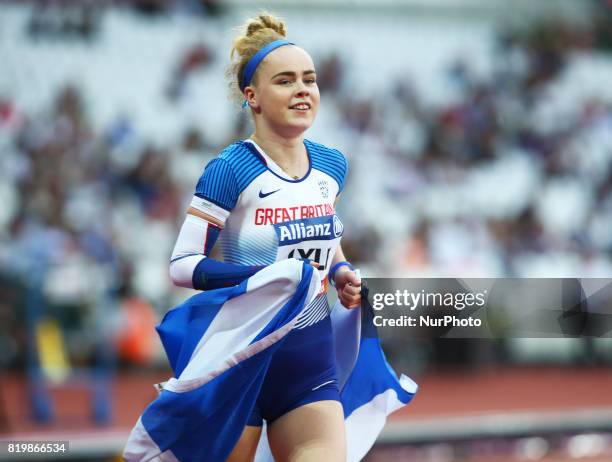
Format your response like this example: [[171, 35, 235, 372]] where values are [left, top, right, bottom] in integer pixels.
[[289, 102, 311, 110]]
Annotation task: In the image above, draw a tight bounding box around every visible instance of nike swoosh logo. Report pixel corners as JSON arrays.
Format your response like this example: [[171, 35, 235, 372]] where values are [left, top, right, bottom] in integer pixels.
[[259, 189, 281, 198]]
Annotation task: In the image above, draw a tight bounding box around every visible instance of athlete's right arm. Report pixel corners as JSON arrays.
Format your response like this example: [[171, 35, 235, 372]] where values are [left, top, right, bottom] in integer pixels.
[[169, 158, 264, 291]]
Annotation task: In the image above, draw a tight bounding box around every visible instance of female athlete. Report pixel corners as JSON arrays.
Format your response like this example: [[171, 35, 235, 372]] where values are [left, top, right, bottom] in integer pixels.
[[168, 13, 361, 462]]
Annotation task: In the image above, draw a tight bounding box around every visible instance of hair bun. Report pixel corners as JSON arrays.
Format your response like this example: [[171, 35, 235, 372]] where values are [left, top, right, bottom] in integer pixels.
[[246, 14, 287, 38]]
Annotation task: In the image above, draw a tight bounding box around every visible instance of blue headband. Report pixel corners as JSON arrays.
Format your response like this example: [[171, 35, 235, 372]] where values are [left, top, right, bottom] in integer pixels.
[[240, 39, 294, 92]]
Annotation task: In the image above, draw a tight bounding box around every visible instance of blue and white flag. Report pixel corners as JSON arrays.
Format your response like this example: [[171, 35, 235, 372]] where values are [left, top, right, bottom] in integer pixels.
[[124, 259, 417, 462], [254, 287, 418, 462], [337, 293, 418, 462]]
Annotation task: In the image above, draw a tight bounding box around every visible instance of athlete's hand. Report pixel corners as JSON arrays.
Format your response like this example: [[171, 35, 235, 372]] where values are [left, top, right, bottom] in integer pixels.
[[334, 269, 361, 309]]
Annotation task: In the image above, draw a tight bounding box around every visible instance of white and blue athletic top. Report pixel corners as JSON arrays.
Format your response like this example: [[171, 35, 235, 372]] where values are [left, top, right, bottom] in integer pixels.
[[194, 138, 348, 326]]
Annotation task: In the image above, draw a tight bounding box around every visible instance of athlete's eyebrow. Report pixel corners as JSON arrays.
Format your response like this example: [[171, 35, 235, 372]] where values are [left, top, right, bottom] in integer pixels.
[[270, 70, 316, 80]]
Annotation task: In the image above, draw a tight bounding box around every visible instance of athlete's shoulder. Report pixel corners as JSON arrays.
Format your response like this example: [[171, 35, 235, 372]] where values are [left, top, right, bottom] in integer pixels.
[[195, 141, 266, 211], [206, 141, 267, 187], [305, 139, 348, 192], [216, 140, 249, 162]]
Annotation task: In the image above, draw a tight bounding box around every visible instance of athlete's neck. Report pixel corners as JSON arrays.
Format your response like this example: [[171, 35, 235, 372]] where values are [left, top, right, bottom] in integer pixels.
[[250, 132, 308, 179]]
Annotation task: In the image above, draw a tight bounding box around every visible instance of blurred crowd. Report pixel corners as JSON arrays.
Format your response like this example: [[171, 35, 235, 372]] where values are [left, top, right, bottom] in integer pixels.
[[336, 17, 612, 279], [1, 3, 612, 371]]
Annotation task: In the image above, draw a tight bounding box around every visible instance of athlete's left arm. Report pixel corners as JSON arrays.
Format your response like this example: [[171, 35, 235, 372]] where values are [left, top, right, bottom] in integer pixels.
[[330, 246, 361, 309]]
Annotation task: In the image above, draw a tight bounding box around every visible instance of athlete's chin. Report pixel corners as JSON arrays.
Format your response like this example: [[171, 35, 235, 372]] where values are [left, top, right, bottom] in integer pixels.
[[292, 121, 314, 131], [285, 115, 315, 131]]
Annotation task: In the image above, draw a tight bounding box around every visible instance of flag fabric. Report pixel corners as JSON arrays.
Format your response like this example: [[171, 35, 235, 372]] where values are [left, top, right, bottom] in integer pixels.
[[339, 289, 417, 462], [253, 286, 418, 462], [124, 259, 417, 462]]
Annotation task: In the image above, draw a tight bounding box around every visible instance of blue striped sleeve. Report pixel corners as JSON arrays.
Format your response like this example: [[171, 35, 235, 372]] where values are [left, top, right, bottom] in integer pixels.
[[195, 158, 240, 212], [306, 140, 349, 194], [328, 147, 348, 193]]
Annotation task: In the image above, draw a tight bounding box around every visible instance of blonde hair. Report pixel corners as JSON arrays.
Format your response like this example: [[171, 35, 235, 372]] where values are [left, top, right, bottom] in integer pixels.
[[228, 13, 288, 102]]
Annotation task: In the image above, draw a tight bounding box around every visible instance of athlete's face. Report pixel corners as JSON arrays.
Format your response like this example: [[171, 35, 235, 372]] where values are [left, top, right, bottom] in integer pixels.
[[245, 46, 320, 137]]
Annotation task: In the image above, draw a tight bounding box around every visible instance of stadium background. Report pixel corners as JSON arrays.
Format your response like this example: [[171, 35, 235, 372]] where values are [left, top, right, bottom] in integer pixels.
[[1, 0, 612, 460]]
